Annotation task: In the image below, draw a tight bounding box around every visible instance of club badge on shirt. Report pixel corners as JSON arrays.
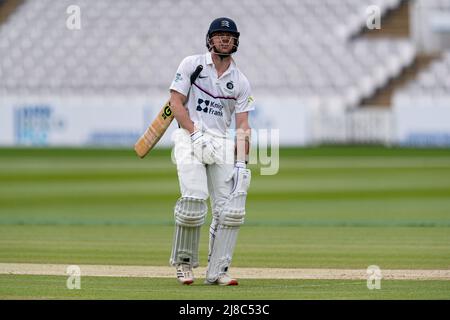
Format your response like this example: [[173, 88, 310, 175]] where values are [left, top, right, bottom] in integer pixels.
[[224, 81, 234, 94]]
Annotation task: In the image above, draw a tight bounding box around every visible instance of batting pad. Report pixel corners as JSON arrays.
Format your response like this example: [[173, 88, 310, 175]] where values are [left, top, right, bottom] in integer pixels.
[[206, 192, 246, 281], [170, 197, 207, 268]]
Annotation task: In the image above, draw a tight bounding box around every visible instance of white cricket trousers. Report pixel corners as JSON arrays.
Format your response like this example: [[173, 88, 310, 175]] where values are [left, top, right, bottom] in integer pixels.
[[171, 128, 235, 211]]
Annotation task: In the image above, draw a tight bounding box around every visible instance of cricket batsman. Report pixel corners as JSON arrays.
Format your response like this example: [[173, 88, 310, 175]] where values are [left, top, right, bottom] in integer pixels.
[[168, 17, 254, 285]]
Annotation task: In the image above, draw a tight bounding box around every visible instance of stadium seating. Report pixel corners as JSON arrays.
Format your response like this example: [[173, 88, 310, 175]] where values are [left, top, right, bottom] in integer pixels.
[[0, 0, 415, 109], [424, 0, 450, 9], [393, 50, 450, 106]]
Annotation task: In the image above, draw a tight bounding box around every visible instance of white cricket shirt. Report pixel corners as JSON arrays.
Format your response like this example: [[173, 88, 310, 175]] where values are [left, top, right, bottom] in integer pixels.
[[169, 52, 254, 137]]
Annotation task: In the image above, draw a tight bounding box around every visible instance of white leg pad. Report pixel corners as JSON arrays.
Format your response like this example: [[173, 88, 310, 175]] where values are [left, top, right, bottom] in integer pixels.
[[170, 197, 207, 268], [206, 192, 247, 282], [208, 215, 220, 264]]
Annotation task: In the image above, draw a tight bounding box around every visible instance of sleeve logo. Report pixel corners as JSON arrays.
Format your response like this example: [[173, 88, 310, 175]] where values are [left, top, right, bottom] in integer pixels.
[[174, 73, 183, 82]]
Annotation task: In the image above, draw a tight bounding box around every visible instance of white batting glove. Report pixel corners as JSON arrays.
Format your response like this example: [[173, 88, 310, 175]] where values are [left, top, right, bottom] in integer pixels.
[[190, 130, 219, 165], [226, 160, 251, 193]]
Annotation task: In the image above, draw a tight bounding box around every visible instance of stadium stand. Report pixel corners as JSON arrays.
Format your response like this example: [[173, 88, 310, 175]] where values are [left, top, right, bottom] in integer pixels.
[[0, 0, 22, 23], [398, 51, 450, 95], [360, 0, 450, 106], [398, 0, 450, 95], [392, 0, 450, 107], [0, 0, 416, 110]]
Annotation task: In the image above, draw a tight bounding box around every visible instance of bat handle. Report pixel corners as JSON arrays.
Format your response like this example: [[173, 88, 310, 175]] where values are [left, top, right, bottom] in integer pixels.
[[190, 65, 203, 84]]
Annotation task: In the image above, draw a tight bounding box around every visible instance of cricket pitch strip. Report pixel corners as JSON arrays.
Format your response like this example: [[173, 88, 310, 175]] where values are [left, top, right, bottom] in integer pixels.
[[0, 263, 449, 280]]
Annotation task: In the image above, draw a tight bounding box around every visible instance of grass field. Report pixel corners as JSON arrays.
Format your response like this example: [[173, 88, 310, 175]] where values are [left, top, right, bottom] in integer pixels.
[[0, 146, 449, 299], [1, 275, 450, 300]]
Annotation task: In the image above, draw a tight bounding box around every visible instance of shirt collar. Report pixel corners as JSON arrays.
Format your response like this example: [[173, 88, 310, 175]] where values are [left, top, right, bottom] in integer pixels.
[[206, 51, 213, 65], [205, 51, 237, 71]]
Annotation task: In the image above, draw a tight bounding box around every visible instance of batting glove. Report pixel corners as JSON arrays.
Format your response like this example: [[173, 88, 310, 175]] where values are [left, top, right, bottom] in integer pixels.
[[226, 160, 251, 193], [190, 130, 219, 165]]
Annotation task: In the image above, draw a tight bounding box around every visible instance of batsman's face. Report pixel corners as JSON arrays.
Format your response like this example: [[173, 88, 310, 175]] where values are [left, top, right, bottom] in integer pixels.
[[211, 32, 236, 54]]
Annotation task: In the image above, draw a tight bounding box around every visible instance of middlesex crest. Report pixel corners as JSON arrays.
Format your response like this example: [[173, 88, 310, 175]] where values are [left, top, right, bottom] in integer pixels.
[[224, 81, 234, 93]]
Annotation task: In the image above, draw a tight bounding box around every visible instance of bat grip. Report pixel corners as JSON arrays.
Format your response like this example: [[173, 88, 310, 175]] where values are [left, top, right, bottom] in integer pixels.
[[190, 65, 204, 84]]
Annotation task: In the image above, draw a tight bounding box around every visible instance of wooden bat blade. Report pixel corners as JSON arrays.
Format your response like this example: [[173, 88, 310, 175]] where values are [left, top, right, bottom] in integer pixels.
[[134, 100, 174, 158], [135, 64, 203, 159]]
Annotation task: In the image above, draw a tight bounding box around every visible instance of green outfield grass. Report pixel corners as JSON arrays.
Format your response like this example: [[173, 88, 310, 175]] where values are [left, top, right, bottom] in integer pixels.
[[0, 146, 449, 299], [1, 275, 450, 300], [0, 225, 449, 269]]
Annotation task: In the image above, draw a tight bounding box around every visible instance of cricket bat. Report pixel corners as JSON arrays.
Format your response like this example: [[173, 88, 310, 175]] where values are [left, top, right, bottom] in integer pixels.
[[134, 65, 203, 158]]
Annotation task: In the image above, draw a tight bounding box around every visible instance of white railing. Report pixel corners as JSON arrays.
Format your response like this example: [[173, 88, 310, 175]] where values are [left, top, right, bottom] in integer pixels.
[[310, 106, 393, 145]]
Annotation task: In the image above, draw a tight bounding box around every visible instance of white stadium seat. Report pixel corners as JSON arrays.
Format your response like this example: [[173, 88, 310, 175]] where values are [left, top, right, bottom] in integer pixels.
[[0, 0, 424, 107]]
